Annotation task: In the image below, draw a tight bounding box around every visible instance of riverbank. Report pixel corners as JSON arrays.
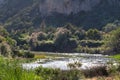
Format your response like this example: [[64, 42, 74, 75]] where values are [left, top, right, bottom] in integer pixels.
[[0, 54, 120, 80]]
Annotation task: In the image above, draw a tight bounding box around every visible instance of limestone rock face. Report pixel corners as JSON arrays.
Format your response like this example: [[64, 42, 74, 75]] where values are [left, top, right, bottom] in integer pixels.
[[39, 0, 101, 15], [0, 0, 4, 5], [1, 0, 120, 15], [38, 0, 120, 15], [1, 0, 120, 29]]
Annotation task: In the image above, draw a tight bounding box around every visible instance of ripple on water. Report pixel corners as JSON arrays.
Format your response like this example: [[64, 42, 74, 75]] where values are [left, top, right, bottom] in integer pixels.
[[22, 53, 112, 70]]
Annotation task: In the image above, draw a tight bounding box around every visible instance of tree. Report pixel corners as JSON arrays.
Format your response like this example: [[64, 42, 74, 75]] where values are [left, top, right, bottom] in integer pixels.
[[103, 23, 117, 33], [105, 28, 120, 54], [54, 28, 77, 52], [74, 29, 85, 40], [23, 51, 34, 58], [0, 42, 12, 57], [0, 26, 9, 37], [0, 36, 6, 43], [86, 29, 101, 40], [37, 32, 47, 41], [64, 23, 76, 34], [54, 28, 71, 48]]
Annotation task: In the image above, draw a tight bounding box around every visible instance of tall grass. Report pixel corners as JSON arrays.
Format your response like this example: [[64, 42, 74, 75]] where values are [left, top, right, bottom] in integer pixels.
[[0, 56, 42, 80]]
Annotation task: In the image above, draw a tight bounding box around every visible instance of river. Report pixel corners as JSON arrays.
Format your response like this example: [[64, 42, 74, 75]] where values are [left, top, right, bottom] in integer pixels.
[[22, 53, 115, 70]]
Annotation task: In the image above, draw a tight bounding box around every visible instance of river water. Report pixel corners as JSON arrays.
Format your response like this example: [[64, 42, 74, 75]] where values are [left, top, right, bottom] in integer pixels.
[[22, 53, 114, 70]]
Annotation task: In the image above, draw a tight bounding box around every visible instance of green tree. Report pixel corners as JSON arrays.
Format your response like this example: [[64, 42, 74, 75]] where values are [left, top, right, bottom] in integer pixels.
[[0, 26, 9, 37], [64, 23, 76, 34], [105, 28, 120, 54], [37, 32, 47, 41], [0, 42, 12, 57], [0, 36, 6, 43], [54, 28, 77, 52], [86, 29, 101, 40], [74, 29, 85, 40], [103, 23, 117, 33]]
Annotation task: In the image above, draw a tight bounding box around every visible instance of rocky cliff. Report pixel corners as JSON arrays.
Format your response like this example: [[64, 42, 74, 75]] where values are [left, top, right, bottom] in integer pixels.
[[39, 0, 101, 15], [38, 0, 120, 15], [0, 0, 120, 30]]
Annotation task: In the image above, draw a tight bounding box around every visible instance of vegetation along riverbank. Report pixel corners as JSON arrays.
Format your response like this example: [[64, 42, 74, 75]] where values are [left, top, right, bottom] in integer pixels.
[[0, 0, 120, 80]]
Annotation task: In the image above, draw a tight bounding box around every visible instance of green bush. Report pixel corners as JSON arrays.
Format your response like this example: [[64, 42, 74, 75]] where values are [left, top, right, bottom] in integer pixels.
[[74, 29, 85, 40], [105, 28, 120, 54], [79, 40, 104, 48], [12, 50, 34, 58], [106, 61, 120, 75], [35, 66, 84, 80], [0, 57, 42, 80], [37, 32, 47, 41], [35, 41, 55, 52], [23, 51, 35, 58], [86, 29, 101, 40], [82, 66, 108, 78]]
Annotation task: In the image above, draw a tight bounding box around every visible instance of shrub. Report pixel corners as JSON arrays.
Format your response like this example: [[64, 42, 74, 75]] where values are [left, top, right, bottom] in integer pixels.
[[106, 61, 120, 75], [0, 42, 12, 57], [35, 66, 61, 80], [35, 41, 55, 52], [23, 51, 35, 58], [79, 40, 104, 48], [0, 57, 41, 80], [35, 66, 84, 80], [105, 28, 120, 54], [54, 28, 78, 52], [12, 50, 34, 58], [86, 29, 101, 40], [82, 66, 108, 78], [74, 29, 85, 40], [67, 61, 82, 69], [37, 32, 47, 41], [103, 23, 117, 33]]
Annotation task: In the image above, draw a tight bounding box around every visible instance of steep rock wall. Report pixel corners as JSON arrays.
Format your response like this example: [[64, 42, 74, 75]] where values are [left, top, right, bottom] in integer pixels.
[[38, 0, 120, 15]]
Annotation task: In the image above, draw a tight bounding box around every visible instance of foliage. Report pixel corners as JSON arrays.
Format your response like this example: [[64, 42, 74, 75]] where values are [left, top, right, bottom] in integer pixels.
[[0, 42, 12, 57], [12, 50, 34, 58], [54, 28, 77, 52], [74, 29, 86, 40], [1, 0, 120, 30], [79, 40, 104, 48], [37, 32, 47, 41], [0, 26, 9, 37], [67, 61, 82, 69], [35, 41, 55, 52], [105, 28, 120, 54], [35, 66, 83, 80], [23, 51, 35, 58], [7, 23, 108, 53], [103, 23, 118, 33], [86, 29, 101, 40], [0, 35, 6, 42], [111, 54, 120, 61], [64, 23, 76, 34], [0, 56, 42, 80], [82, 66, 108, 78]]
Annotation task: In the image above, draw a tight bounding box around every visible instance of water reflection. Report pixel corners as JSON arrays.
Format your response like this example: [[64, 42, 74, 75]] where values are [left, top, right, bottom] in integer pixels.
[[22, 53, 113, 70]]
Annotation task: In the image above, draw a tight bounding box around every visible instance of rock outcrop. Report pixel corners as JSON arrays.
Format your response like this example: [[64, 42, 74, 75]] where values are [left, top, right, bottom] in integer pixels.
[[38, 0, 120, 15]]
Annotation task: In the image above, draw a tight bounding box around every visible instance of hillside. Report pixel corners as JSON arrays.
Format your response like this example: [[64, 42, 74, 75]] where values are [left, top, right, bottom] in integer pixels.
[[0, 0, 120, 31]]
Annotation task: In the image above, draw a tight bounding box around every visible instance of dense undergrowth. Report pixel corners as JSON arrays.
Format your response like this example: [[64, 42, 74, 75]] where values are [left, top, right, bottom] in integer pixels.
[[0, 56, 120, 80], [0, 56, 42, 80]]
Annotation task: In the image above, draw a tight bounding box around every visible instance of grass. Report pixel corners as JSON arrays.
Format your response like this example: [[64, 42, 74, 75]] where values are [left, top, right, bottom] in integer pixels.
[[34, 54, 46, 59], [0, 56, 120, 80], [110, 54, 120, 60], [0, 56, 42, 80], [33, 51, 73, 59]]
